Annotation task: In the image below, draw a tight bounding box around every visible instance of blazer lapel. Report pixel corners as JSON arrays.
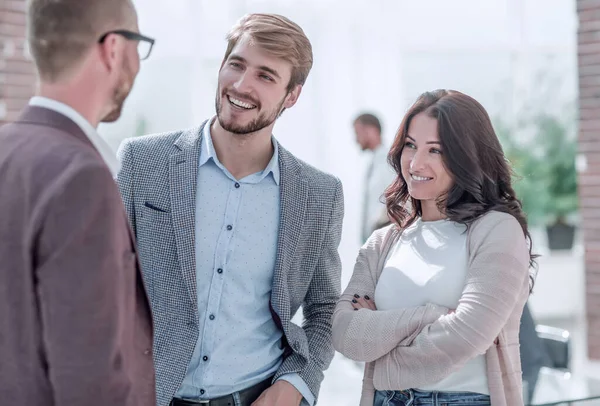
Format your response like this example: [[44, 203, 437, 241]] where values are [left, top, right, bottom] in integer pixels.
[[169, 123, 207, 314], [271, 145, 309, 323]]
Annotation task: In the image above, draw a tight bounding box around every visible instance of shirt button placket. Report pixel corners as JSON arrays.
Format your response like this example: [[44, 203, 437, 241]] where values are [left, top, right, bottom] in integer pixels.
[[205, 179, 236, 386]]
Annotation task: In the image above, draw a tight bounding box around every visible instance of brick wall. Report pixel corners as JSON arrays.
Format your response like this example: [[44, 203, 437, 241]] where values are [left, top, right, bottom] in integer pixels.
[[0, 0, 35, 125], [578, 0, 600, 360]]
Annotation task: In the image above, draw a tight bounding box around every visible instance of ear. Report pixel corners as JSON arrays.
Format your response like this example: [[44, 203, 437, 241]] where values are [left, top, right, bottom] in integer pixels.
[[283, 84, 303, 109], [98, 34, 126, 75]]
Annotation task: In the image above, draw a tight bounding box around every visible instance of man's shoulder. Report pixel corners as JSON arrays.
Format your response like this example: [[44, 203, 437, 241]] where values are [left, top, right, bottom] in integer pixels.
[[120, 121, 207, 156], [0, 127, 116, 213], [0, 121, 107, 176], [116, 125, 204, 180], [119, 127, 195, 155], [300, 159, 340, 188], [279, 145, 340, 190]]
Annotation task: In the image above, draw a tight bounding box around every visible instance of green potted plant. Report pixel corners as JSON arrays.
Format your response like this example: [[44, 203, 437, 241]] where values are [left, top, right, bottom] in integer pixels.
[[495, 119, 550, 228], [496, 113, 578, 250], [534, 114, 578, 250]]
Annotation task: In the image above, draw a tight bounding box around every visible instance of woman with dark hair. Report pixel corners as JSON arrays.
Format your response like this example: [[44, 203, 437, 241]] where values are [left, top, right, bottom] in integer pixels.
[[332, 89, 536, 406]]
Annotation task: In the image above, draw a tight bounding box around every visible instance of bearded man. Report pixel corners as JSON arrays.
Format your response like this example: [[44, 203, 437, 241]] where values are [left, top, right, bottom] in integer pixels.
[[116, 13, 344, 406]]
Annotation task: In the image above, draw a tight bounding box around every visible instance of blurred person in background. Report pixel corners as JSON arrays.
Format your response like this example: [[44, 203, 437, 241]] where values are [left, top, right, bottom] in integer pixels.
[[116, 13, 343, 406], [333, 90, 536, 406], [354, 113, 396, 242], [0, 0, 156, 405]]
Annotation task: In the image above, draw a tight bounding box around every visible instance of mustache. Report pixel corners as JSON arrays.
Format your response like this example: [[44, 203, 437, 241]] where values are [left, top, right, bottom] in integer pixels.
[[222, 89, 260, 108]]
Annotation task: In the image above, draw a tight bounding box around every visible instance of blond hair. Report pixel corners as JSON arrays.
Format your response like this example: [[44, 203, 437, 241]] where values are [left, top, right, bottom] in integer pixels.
[[223, 14, 313, 92], [27, 0, 135, 82]]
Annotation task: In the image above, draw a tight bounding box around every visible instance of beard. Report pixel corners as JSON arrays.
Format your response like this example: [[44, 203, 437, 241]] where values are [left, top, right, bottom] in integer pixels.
[[102, 60, 135, 123], [215, 89, 286, 135]]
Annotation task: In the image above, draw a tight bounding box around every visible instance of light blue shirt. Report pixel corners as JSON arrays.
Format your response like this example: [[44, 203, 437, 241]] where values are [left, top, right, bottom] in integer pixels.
[[176, 119, 314, 405]]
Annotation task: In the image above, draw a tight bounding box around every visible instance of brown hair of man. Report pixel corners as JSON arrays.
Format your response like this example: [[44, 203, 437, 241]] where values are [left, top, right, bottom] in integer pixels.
[[354, 113, 382, 135], [222, 13, 313, 93], [27, 0, 136, 82]]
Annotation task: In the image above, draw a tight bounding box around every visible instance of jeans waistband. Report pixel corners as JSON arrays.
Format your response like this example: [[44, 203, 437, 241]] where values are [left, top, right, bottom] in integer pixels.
[[375, 389, 491, 405]]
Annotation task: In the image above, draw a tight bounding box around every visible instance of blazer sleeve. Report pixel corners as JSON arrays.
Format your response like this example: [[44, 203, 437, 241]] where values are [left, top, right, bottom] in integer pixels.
[[374, 214, 531, 389], [35, 162, 140, 406], [276, 178, 344, 401], [332, 230, 449, 363], [116, 139, 137, 235]]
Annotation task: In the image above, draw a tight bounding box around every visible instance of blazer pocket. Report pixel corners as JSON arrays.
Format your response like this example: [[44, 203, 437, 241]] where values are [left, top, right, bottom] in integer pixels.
[[141, 202, 172, 225], [144, 201, 169, 213]]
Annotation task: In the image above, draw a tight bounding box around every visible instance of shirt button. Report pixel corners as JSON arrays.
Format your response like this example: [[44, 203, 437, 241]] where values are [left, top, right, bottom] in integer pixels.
[[144, 349, 151, 355], [203, 356, 209, 362], [226, 225, 233, 231], [200, 389, 205, 395], [217, 268, 223, 274], [234, 182, 240, 188], [209, 314, 215, 320]]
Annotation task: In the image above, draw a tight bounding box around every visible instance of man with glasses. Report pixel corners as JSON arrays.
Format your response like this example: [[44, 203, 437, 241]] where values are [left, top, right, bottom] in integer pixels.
[[0, 0, 156, 405]]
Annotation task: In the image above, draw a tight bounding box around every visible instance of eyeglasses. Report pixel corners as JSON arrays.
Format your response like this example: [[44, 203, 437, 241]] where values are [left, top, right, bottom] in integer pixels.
[[98, 29, 155, 61]]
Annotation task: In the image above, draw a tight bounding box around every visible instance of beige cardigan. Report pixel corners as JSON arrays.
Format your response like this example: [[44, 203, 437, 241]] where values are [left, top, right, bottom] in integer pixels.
[[332, 211, 531, 406]]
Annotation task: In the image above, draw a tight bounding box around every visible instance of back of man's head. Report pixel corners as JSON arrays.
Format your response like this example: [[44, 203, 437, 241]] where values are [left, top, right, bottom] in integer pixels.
[[27, 0, 136, 82]]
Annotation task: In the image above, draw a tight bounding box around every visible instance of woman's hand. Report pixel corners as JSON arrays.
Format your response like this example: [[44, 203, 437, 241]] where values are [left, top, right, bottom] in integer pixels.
[[351, 294, 377, 311]]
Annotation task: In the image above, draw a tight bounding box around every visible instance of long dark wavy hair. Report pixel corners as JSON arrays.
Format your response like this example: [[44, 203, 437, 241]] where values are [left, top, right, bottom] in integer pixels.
[[385, 90, 537, 285]]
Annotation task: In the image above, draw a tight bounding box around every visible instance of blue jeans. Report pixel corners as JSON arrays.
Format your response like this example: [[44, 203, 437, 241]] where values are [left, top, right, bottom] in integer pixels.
[[374, 389, 491, 406]]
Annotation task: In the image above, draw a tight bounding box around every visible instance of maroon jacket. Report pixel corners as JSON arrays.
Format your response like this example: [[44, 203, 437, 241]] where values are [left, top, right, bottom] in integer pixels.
[[0, 106, 156, 405]]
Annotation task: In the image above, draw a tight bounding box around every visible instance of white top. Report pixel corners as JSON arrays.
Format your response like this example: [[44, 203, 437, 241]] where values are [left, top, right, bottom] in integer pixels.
[[375, 218, 489, 395], [362, 144, 396, 242], [29, 96, 120, 176]]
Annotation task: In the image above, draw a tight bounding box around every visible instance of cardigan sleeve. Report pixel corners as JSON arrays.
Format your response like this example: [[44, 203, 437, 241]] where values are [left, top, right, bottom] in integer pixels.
[[332, 228, 449, 363], [360, 361, 376, 406], [372, 213, 531, 390]]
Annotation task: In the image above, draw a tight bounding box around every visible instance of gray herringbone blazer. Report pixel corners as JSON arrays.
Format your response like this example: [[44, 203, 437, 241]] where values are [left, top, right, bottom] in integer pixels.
[[116, 121, 344, 406]]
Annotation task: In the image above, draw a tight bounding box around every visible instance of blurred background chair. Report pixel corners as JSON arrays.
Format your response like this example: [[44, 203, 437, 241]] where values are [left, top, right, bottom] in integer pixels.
[[521, 303, 554, 402], [536, 324, 571, 372]]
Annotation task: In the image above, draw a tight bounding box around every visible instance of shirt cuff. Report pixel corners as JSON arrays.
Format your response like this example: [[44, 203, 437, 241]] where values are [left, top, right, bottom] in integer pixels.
[[276, 373, 315, 406]]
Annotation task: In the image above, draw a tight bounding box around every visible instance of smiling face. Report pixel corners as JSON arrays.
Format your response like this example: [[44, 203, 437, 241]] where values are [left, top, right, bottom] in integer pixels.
[[215, 34, 301, 135], [400, 112, 453, 213]]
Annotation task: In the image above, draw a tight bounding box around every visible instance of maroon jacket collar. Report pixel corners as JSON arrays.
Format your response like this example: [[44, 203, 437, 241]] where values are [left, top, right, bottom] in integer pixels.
[[15, 105, 94, 149]]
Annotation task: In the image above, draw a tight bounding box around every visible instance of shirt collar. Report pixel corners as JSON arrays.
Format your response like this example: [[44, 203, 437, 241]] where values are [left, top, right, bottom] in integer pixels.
[[200, 117, 280, 185], [29, 96, 121, 176]]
